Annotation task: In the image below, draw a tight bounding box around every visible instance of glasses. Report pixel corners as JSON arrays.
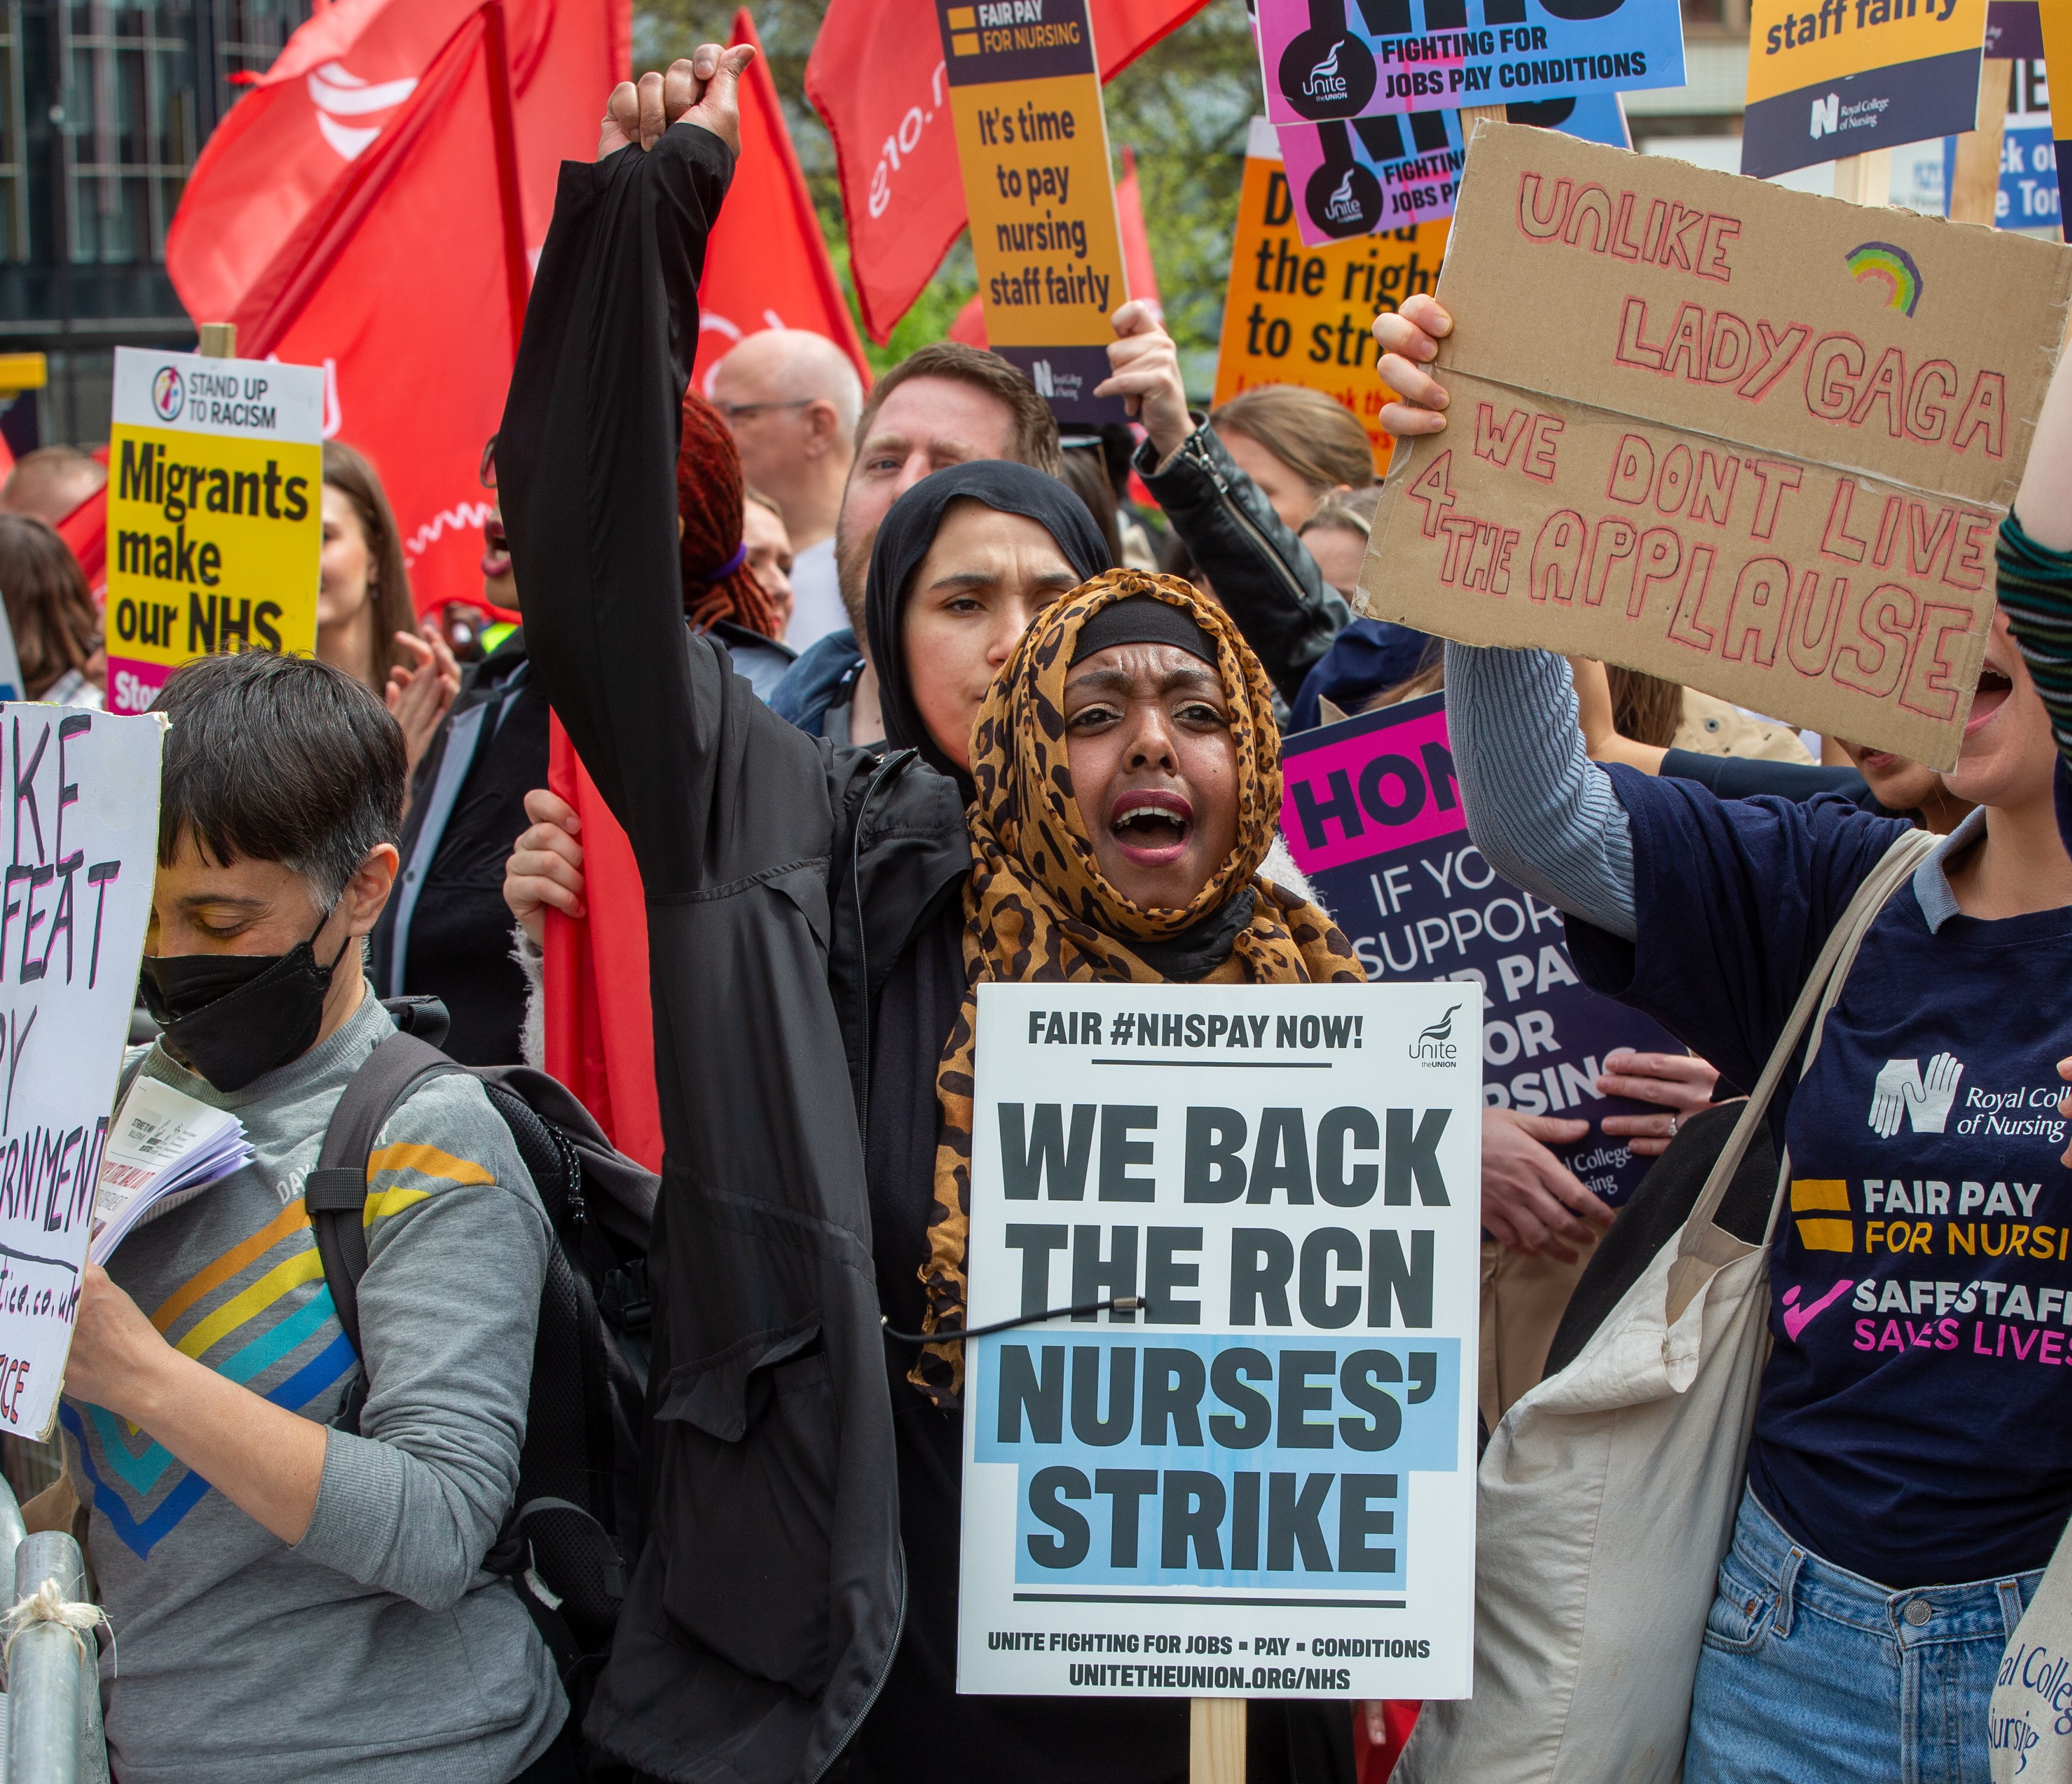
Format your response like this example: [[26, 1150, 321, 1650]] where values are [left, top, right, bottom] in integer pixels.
[[715, 399, 813, 423], [480, 438, 498, 489]]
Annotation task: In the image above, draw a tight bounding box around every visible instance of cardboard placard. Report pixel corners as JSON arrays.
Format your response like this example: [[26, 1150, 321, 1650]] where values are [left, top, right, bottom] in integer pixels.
[[1282, 694, 1684, 1209], [937, 0, 1131, 421], [1743, 0, 1988, 178], [105, 347, 324, 716], [1276, 94, 1631, 246], [0, 707, 162, 1438], [1214, 117, 1449, 474], [1255, 0, 1684, 128], [1360, 124, 2072, 769], [955, 982, 1479, 1701]]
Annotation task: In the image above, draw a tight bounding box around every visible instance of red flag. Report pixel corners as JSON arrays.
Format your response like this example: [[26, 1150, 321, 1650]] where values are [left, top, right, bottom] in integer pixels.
[[691, 11, 870, 395], [57, 488, 107, 607], [544, 720, 664, 1170], [807, 0, 1211, 343], [165, 0, 628, 619], [1117, 145, 1162, 323]]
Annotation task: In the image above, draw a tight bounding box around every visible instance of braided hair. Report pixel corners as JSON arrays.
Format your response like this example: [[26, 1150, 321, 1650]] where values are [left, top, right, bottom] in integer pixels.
[[677, 387, 783, 641]]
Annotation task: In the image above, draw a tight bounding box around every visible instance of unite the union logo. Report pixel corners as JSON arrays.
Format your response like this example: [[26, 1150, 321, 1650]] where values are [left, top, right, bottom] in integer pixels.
[[151, 367, 183, 422], [1409, 1002, 1462, 1066], [1305, 40, 1349, 99]]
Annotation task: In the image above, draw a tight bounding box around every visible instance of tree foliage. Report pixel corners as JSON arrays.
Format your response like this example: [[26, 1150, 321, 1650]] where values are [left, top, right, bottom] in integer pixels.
[[634, 0, 1261, 393]]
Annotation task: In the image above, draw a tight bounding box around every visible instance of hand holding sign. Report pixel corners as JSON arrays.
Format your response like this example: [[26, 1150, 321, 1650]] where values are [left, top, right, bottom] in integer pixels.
[[1360, 124, 2072, 769], [1371, 292, 1453, 437], [1098, 300, 1193, 460]]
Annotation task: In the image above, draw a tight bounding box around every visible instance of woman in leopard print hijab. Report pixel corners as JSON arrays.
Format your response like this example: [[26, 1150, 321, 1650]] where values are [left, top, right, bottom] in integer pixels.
[[913, 567, 1364, 1405]]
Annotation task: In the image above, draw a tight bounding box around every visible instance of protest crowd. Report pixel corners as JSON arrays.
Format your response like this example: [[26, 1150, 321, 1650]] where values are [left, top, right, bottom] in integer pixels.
[[11, 3, 2072, 1782]]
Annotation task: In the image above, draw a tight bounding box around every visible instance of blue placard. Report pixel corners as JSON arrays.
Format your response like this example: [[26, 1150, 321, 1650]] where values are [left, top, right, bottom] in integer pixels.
[[1280, 694, 1690, 1208], [974, 1332, 1463, 1593]]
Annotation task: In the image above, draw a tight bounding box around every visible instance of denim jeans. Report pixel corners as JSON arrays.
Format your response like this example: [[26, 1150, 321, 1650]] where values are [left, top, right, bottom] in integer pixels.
[[1685, 1489, 2039, 1784]]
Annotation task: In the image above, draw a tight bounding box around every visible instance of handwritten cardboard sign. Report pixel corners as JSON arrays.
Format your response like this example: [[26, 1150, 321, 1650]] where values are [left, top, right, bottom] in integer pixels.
[[0, 707, 161, 1438], [105, 347, 324, 716], [1215, 117, 1449, 474], [937, 0, 1131, 421], [1359, 124, 2072, 769], [1743, 0, 1987, 177]]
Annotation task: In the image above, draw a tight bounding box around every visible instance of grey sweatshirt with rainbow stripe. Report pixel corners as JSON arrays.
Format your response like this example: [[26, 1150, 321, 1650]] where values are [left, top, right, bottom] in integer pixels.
[[62, 987, 564, 1784]]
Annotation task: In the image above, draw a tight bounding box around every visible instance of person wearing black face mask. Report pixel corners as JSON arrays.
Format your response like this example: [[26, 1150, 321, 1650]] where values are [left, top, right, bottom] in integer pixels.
[[140, 902, 358, 1093], [60, 650, 573, 1784]]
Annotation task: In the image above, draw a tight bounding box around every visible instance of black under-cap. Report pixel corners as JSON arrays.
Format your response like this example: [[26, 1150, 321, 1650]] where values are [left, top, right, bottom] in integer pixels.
[[1069, 593, 1217, 668]]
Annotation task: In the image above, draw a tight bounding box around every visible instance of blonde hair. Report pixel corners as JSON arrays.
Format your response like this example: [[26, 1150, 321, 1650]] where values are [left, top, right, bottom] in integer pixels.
[[1300, 484, 1382, 542], [1212, 386, 1375, 494]]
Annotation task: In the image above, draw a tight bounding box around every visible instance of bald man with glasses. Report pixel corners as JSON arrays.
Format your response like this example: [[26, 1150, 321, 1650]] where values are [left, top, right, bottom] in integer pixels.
[[710, 328, 861, 650]]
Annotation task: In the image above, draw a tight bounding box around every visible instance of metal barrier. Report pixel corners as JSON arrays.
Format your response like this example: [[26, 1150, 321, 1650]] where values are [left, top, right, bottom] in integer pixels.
[[0, 1477, 109, 1784]]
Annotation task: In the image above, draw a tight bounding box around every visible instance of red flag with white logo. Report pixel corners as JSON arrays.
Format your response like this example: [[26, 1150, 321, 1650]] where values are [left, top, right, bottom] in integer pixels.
[[807, 0, 1209, 343], [165, 0, 628, 618], [691, 11, 869, 394]]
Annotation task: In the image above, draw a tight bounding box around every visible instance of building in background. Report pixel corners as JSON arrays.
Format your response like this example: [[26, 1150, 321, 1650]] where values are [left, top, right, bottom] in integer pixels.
[[0, 0, 308, 449]]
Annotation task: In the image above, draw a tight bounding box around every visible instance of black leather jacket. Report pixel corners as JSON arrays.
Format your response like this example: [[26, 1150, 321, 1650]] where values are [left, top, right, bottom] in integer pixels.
[[1134, 422, 1352, 707]]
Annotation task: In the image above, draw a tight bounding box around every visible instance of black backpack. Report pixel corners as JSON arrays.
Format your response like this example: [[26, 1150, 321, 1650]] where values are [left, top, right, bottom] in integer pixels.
[[306, 998, 657, 1723]]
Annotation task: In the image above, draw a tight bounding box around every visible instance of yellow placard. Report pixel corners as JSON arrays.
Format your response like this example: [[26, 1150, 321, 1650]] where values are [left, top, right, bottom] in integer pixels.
[[951, 74, 1129, 348], [1745, 0, 1988, 105], [934, 0, 1131, 419], [1213, 120, 1450, 475], [103, 348, 324, 715]]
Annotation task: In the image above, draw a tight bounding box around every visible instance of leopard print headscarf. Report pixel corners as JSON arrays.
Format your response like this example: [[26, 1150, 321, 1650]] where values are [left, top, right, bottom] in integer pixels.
[[913, 570, 1364, 1406]]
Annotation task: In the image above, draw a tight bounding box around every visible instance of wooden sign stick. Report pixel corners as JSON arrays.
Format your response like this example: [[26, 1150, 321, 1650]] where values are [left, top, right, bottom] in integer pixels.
[[1948, 58, 2013, 225], [1190, 1697, 1246, 1784], [1831, 147, 1893, 206]]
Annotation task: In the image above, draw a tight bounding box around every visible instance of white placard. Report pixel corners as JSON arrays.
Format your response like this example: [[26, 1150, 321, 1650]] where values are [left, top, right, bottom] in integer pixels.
[[109, 347, 324, 444], [957, 982, 1482, 1701], [0, 706, 160, 1437]]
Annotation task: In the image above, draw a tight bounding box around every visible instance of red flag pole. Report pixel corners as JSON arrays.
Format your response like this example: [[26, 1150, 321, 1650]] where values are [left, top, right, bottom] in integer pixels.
[[480, 0, 532, 351]]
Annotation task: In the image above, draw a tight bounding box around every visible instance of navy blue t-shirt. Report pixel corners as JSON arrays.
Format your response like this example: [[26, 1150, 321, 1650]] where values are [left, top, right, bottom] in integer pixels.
[[1568, 771, 2072, 1589]]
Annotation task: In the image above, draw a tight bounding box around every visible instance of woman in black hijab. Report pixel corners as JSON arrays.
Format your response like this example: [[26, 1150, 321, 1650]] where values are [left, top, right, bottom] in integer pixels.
[[861, 458, 1111, 787]]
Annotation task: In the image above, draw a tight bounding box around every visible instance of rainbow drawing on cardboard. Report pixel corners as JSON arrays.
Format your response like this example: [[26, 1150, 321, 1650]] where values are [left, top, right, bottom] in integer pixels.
[[1845, 241, 1924, 317]]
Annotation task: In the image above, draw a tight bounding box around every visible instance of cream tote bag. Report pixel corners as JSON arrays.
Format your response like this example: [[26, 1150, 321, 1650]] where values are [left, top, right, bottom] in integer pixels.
[[1992, 1543, 2072, 1782], [1396, 828, 1937, 1784]]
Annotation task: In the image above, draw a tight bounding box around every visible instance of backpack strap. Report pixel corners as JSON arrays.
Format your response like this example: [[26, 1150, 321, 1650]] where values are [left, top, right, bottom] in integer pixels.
[[307, 1029, 457, 1356]]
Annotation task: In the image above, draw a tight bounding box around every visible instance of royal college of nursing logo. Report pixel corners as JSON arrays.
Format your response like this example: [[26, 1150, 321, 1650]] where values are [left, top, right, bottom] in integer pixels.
[[150, 367, 183, 423], [1867, 1052, 1964, 1139], [1409, 1003, 1462, 1067]]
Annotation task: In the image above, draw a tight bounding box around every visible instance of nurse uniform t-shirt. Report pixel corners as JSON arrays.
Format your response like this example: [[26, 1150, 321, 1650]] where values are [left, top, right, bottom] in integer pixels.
[[1568, 773, 2072, 1590]]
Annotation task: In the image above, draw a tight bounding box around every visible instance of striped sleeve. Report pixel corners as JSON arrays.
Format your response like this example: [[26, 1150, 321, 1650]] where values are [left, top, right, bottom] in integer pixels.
[[1998, 511, 2072, 768]]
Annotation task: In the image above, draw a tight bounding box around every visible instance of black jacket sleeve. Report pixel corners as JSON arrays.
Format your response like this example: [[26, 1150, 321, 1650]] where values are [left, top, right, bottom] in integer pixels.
[[498, 126, 905, 1783], [498, 124, 839, 898], [1135, 422, 1352, 704]]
